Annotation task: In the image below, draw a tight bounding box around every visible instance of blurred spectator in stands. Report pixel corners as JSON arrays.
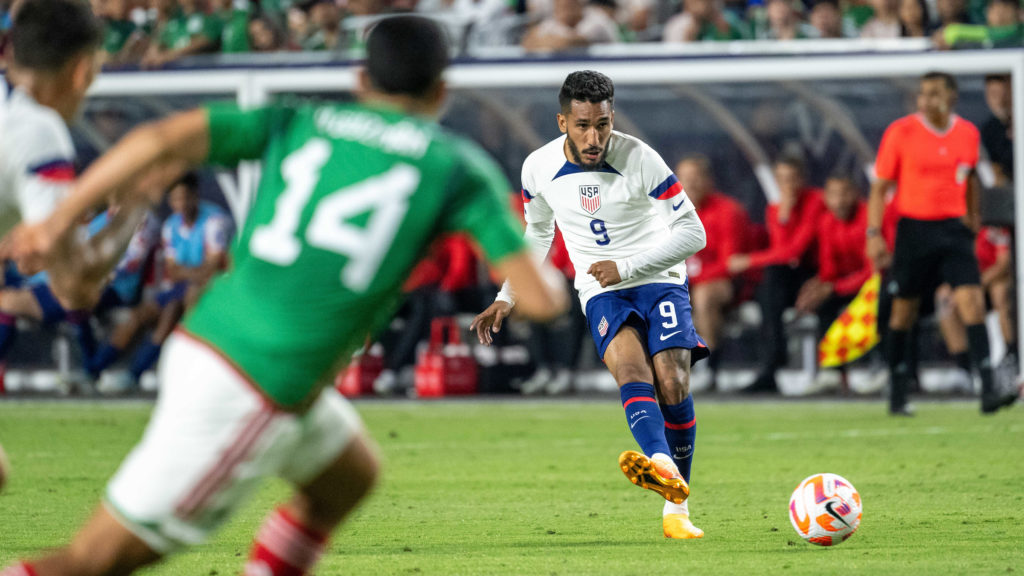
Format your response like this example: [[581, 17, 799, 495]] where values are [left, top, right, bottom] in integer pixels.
[[141, 0, 222, 68], [728, 155, 826, 393], [677, 155, 750, 391], [99, 0, 147, 66], [794, 173, 871, 392], [617, 0, 656, 41], [338, 0, 382, 52], [758, 0, 816, 39], [936, 0, 1023, 48], [808, 0, 846, 37], [249, 15, 291, 51], [936, 0, 968, 25], [663, 0, 746, 42], [522, 0, 616, 52], [976, 226, 1016, 369], [982, 74, 1013, 187], [580, 0, 623, 42], [897, 0, 929, 37], [302, 0, 343, 50], [212, 0, 251, 53], [859, 0, 900, 37], [840, 0, 875, 31], [286, 4, 310, 45], [89, 174, 232, 393]]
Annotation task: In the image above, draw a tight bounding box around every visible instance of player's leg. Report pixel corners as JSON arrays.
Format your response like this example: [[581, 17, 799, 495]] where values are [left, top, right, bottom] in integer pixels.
[[690, 278, 732, 389], [88, 300, 159, 379], [989, 277, 1016, 367], [651, 347, 703, 539], [0, 288, 43, 361], [4, 506, 162, 576], [942, 225, 1014, 413], [935, 284, 973, 382], [255, 389, 378, 576], [887, 296, 919, 414], [128, 299, 183, 383]]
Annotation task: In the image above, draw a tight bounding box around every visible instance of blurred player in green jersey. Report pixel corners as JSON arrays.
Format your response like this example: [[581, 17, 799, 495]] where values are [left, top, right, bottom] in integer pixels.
[[2, 16, 567, 576]]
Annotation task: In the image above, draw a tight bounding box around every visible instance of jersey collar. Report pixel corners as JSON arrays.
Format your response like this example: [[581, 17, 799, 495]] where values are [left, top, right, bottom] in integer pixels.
[[551, 160, 622, 180]]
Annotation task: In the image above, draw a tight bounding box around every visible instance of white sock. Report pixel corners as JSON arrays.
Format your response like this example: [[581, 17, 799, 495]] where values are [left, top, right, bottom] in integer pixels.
[[664, 498, 690, 517]]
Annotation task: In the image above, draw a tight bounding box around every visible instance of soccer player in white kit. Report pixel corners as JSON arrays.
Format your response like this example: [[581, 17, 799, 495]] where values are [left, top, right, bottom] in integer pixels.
[[472, 70, 709, 539]]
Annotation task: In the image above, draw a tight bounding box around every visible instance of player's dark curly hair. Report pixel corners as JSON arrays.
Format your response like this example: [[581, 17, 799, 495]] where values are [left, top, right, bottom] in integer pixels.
[[558, 70, 614, 113], [11, 0, 102, 71], [365, 16, 449, 99]]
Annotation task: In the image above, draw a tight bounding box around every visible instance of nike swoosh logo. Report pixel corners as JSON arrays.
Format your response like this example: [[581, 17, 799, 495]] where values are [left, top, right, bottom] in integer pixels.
[[629, 416, 649, 429], [660, 331, 682, 341], [824, 501, 851, 528], [672, 198, 686, 211]]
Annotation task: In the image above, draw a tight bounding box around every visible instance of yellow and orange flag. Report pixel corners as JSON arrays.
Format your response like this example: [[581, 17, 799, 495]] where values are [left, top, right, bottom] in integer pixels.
[[818, 273, 882, 368]]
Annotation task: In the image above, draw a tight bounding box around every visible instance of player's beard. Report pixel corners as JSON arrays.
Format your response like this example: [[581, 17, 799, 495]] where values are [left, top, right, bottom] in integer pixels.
[[567, 137, 606, 171]]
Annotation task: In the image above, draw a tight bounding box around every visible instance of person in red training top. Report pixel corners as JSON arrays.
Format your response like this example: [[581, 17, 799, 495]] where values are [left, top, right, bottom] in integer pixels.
[[677, 155, 750, 390], [976, 226, 1015, 368], [728, 155, 826, 393], [867, 71, 1016, 415], [794, 174, 872, 389]]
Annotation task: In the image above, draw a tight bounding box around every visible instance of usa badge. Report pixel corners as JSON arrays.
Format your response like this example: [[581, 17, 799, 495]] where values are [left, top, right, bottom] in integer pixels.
[[598, 316, 609, 337], [580, 185, 601, 214]]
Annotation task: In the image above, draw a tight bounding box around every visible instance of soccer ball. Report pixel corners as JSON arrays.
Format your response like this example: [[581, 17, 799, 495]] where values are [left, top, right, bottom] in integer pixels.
[[788, 473, 862, 546]]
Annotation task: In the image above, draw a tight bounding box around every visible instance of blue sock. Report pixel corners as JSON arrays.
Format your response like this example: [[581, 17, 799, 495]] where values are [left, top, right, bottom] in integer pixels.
[[0, 313, 16, 360], [619, 382, 670, 457], [66, 310, 96, 360], [88, 343, 122, 379], [130, 339, 163, 380], [660, 395, 696, 483]]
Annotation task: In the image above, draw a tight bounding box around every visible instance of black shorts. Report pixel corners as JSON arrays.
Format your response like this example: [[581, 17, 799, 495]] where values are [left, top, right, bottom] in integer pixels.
[[889, 218, 981, 299]]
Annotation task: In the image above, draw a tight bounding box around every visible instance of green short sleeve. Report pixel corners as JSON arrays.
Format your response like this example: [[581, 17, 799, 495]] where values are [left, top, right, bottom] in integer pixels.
[[205, 103, 292, 167]]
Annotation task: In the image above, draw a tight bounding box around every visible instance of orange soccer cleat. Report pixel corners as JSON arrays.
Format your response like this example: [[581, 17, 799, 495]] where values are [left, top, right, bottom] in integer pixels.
[[618, 450, 689, 505], [663, 513, 704, 539]]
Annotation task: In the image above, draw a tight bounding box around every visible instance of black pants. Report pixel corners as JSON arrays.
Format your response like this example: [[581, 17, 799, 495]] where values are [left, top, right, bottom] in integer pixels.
[[757, 264, 816, 372]]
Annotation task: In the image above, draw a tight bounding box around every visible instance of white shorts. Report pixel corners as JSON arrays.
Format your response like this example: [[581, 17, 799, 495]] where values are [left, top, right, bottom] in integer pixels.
[[105, 331, 363, 554]]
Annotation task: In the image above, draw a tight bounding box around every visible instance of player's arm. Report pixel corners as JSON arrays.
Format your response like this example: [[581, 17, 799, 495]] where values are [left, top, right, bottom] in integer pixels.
[[866, 177, 892, 270], [964, 172, 981, 233]]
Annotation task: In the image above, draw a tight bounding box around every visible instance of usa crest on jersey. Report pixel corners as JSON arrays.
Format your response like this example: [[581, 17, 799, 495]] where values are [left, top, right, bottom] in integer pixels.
[[579, 185, 601, 214]]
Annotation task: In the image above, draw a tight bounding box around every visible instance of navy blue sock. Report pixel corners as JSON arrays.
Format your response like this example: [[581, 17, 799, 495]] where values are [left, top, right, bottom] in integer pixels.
[[130, 339, 163, 380], [0, 313, 16, 360], [660, 395, 696, 483], [66, 310, 97, 360], [619, 382, 670, 457], [88, 343, 123, 379]]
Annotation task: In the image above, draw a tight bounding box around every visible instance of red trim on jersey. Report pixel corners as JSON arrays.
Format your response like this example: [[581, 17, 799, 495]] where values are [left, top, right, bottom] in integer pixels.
[[623, 396, 657, 408], [29, 159, 75, 182], [665, 419, 696, 430], [656, 181, 684, 200], [175, 408, 274, 520]]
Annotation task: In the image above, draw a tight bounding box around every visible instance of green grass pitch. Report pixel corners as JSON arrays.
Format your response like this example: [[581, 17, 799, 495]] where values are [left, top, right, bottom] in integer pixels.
[[0, 398, 1022, 575]]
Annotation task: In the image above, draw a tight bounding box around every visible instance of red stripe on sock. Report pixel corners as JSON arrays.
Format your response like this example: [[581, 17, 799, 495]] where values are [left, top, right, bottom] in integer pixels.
[[0, 563, 37, 576], [623, 396, 657, 408], [665, 418, 696, 430], [248, 508, 328, 576]]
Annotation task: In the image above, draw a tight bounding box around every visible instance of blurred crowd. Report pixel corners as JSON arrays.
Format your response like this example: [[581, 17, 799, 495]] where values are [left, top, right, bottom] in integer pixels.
[[0, 0, 1020, 68]]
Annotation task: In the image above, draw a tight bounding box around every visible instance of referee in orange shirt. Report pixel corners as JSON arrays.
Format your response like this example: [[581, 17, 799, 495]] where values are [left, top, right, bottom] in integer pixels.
[[867, 71, 1017, 415]]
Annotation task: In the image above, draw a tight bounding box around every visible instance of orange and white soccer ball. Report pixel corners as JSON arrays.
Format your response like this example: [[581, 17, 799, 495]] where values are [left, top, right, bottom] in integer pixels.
[[788, 473, 862, 546]]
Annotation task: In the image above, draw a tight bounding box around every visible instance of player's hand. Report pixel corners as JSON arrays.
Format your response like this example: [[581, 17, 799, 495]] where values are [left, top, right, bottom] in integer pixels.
[[470, 300, 513, 346], [866, 236, 891, 271], [587, 260, 621, 288], [727, 254, 751, 275], [1, 221, 61, 276], [0, 442, 10, 493]]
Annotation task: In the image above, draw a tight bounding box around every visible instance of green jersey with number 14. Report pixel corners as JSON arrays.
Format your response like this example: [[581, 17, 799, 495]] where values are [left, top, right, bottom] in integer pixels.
[[182, 102, 525, 409]]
